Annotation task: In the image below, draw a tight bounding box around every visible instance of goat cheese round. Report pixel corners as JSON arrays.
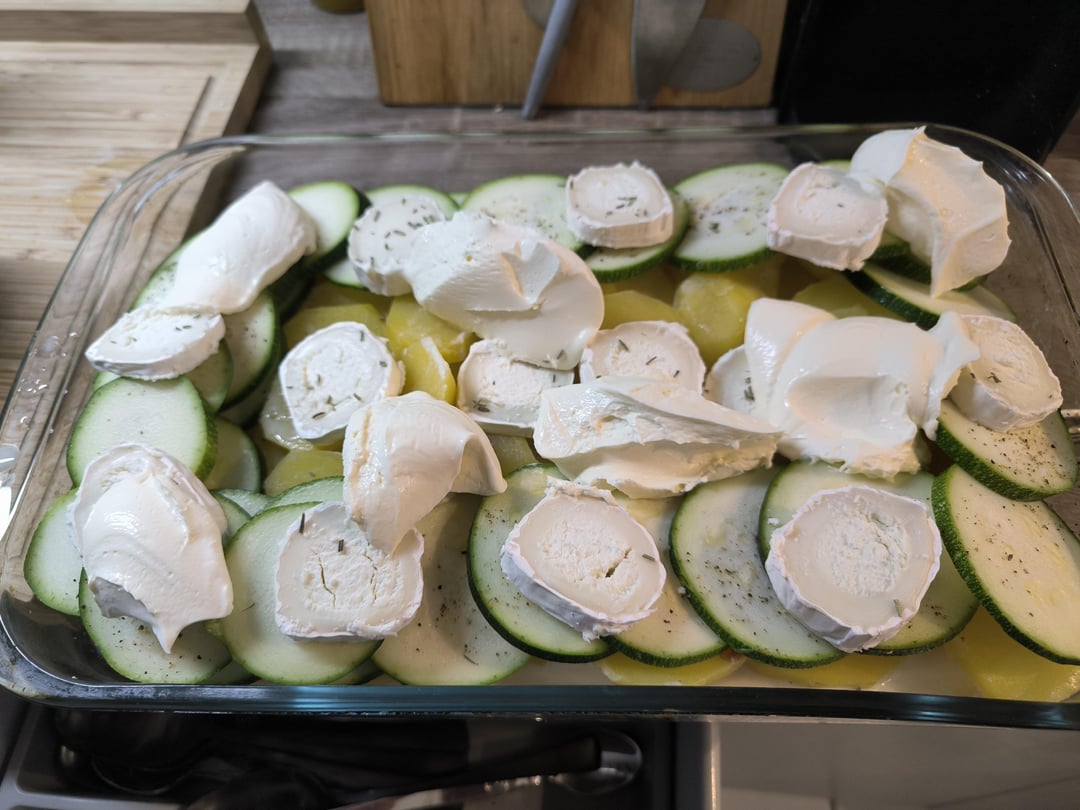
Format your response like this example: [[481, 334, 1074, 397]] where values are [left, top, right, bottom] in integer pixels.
[[159, 180, 317, 314], [347, 194, 447, 296], [948, 314, 1063, 431], [68, 443, 232, 654], [456, 339, 574, 436], [565, 162, 675, 249], [278, 321, 403, 442], [703, 346, 756, 415], [342, 391, 507, 554], [274, 502, 424, 640], [579, 320, 706, 391], [764, 485, 942, 652], [84, 305, 225, 381], [850, 127, 1011, 297], [500, 480, 665, 640], [402, 211, 603, 370], [533, 377, 781, 498], [766, 162, 887, 270]]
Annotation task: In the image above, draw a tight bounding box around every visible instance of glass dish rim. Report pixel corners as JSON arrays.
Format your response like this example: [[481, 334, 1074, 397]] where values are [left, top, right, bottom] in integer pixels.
[[3, 122, 1080, 726]]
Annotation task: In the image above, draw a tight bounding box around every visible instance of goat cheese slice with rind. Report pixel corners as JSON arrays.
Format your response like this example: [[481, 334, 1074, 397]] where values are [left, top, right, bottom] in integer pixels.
[[347, 194, 448, 296], [764, 485, 942, 652], [279, 321, 404, 442], [565, 162, 675, 249], [274, 502, 424, 641], [579, 320, 706, 391], [766, 162, 888, 270], [500, 480, 666, 640], [85, 305, 225, 381], [948, 314, 1063, 431]]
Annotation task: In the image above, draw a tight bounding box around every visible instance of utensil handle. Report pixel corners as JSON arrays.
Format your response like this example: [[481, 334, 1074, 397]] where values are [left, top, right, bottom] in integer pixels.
[[521, 0, 580, 119]]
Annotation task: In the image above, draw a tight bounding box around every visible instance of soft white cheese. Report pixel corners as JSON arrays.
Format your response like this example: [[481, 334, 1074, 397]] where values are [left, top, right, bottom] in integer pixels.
[[766, 162, 887, 270], [579, 320, 706, 391], [456, 339, 574, 436], [500, 479, 665, 640], [159, 181, 317, 314], [85, 305, 225, 381], [754, 304, 978, 478], [849, 127, 1011, 297], [565, 162, 675, 249], [764, 485, 942, 652], [949, 314, 1063, 431], [274, 502, 424, 640], [533, 377, 781, 498], [402, 211, 604, 370], [346, 194, 447, 296], [703, 346, 756, 415], [68, 443, 232, 653], [278, 321, 403, 442], [342, 391, 507, 554]]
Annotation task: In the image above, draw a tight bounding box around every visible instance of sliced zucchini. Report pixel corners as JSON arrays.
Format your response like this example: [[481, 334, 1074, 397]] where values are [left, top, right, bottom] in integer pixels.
[[932, 465, 1080, 664], [289, 180, 367, 273], [202, 418, 263, 492], [374, 495, 531, 685], [670, 467, 844, 668], [211, 491, 252, 544], [24, 490, 82, 616], [79, 573, 232, 684], [672, 162, 788, 272], [467, 463, 611, 662], [847, 263, 1016, 329], [935, 399, 1078, 501], [461, 173, 586, 253], [213, 487, 272, 517], [66, 376, 216, 485], [92, 338, 233, 414], [587, 192, 690, 283], [757, 460, 977, 655], [220, 291, 280, 410], [218, 501, 380, 684], [265, 475, 344, 510]]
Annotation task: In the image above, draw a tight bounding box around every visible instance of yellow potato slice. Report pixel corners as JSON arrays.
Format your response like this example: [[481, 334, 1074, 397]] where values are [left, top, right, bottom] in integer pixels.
[[748, 653, 900, 689], [264, 448, 344, 497], [792, 276, 902, 320], [283, 303, 386, 349], [487, 434, 541, 476], [944, 608, 1080, 702], [385, 296, 473, 363], [401, 336, 457, 403], [601, 290, 683, 330], [672, 272, 770, 366], [303, 278, 393, 313], [599, 650, 746, 686], [600, 264, 679, 303]]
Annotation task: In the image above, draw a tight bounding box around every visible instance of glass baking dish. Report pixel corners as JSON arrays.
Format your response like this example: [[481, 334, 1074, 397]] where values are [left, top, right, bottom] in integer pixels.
[[2, 124, 1080, 726]]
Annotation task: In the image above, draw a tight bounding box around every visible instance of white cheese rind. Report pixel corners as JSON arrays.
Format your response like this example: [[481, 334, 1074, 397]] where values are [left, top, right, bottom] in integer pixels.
[[160, 181, 317, 314], [565, 162, 675, 249], [68, 443, 232, 654], [533, 377, 781, 498], [764, 485, 942, 652], [579, 320, 706, 391], [703, 346, 756, 415], [949, 314, 1063, 431], [278, 321, 404, 442], [766, 162, 887, 271], [456, 339, 574, 436], [850, 127, 1011, 297], [84, 305, 225, 381], [342, 391, 507, 554], [402, 212, 603, 370], [500, 480, 665, 640], [274, 502, 424, 640], [346, 194, 447, 296]]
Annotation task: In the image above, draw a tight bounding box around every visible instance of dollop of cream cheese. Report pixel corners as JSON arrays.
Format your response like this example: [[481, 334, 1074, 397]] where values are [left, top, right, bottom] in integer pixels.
[[159, 181, 317, 314], [342, 391, 507, 554], [764, 485, 942, 652], [401, 211, 604, 370], [500, 479, 665, 640], [949, 314, 1063, 431], [766, 162, 887, 270], [84, 305, 225, 381], [68, 443, 232, 653], [347, 194, 448, 296], [849, 127, 1011, 297], [565, 162, 675, 249], [533, 377, 781, 498], [456, 339, 574, 436], [274, 502, 424, 640], [579, 320, 706, 391], [279, 321, 404, 442]]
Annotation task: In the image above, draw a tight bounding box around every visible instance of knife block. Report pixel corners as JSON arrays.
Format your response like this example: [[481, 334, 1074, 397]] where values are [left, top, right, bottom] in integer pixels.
[[366, 0, 788, 108]]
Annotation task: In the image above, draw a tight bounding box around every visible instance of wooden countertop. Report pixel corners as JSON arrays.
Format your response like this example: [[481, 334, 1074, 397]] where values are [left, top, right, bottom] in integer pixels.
[[1, 0, 1078, 405]]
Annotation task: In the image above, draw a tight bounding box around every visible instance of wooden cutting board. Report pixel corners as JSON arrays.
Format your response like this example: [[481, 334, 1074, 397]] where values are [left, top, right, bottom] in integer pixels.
[[0, 0, 270, 402]]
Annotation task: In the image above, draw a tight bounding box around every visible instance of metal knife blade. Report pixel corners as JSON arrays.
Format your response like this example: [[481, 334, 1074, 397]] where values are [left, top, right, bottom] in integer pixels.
[[631, 0, 706, 109]]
